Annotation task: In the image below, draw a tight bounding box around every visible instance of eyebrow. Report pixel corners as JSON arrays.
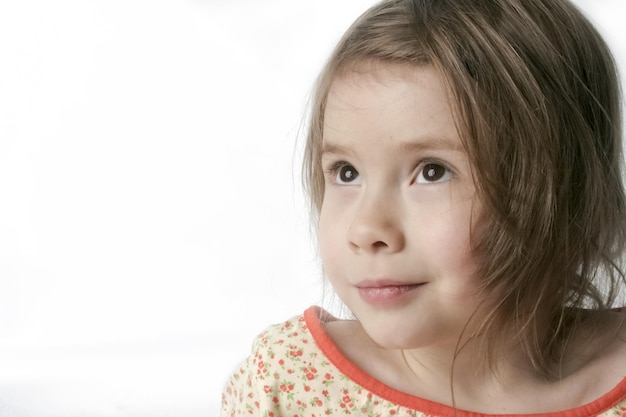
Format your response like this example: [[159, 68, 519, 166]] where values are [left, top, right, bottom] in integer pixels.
[[321, 136, 464, 156], [320, 142, 354, 157]]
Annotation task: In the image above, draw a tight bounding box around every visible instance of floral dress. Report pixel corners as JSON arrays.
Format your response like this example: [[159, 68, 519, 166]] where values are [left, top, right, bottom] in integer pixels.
[[221, 306, 626, 417]]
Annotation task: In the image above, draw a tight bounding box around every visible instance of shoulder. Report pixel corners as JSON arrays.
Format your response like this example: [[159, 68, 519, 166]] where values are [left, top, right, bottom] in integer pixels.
[[587, 309, 626, 368], [254, 311, 311, 349], [242, 310, 318, 378], [563, 309, 626, 402], [222, 307, 405, 417], [221, 308, 344, 416], [221, 312, 311, 414], [603, 309, 626, 370]]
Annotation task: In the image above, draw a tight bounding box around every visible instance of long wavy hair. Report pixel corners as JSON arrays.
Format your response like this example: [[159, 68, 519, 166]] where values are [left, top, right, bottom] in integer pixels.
[[303, 0, 626, 379]]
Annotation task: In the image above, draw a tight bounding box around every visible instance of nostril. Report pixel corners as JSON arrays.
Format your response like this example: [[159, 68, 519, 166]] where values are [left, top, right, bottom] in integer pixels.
[[347, 217, 405, 253]]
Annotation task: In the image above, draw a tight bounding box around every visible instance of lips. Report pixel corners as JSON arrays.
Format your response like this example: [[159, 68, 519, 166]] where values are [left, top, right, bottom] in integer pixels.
[[356, 280, 424, 305]]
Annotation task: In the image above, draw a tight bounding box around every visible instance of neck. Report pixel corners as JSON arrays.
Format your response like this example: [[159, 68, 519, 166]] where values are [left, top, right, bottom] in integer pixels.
[[396, 336, 545, 409]]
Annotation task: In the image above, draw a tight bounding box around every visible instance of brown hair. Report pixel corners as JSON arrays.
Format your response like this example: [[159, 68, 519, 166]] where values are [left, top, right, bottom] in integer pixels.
[[303, 0, 626, 379]]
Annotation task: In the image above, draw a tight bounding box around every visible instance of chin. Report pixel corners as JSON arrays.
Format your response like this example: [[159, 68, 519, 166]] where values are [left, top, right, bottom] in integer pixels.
[[355, 312, 459, 351]]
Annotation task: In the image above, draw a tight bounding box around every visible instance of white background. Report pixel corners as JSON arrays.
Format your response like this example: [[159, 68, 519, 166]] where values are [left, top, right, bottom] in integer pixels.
[[0, 1, 624, 416]]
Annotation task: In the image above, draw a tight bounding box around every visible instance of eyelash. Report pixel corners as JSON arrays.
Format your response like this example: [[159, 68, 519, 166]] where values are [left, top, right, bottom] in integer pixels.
[[325, 161, 359, 185], [324, 159, 454, 185], [414, 159, 454, 184]]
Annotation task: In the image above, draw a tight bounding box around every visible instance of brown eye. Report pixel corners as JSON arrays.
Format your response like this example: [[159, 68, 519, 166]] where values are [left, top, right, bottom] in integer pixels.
[[337, 164, 359, 184], [416, 163, 451, 184]]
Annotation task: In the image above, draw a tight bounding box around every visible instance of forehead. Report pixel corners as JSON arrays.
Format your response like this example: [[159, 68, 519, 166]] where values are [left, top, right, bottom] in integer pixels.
[[323, 63, 463, 152]]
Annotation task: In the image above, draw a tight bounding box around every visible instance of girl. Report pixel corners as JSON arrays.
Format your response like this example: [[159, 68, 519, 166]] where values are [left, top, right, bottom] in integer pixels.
[[222, 0, 626, 415]]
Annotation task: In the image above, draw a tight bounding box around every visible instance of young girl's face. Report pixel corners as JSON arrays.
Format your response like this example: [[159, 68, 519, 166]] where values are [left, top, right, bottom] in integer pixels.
[[319, 62, 483, 350]]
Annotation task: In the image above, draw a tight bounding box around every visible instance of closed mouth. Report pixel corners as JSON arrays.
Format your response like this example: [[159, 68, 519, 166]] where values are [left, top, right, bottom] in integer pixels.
[[356, 281, 425, 305], [356, 279, 424, 289]]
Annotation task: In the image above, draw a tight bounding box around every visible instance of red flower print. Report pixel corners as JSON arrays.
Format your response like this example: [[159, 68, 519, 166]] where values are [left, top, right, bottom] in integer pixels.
[[302, 366, 318, 382], [289, 349, 304, 357], [279, 381, 295, 394]]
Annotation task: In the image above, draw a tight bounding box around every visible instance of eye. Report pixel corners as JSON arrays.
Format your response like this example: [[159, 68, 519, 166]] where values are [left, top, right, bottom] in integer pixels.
[[415, 162, 452, 184], [332, 163, 360, 185]]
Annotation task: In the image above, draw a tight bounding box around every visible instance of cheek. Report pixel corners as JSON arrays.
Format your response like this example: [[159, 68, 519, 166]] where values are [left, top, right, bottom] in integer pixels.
[[318, 202, 355, 287], [442, 210, 482, 292], [417, 202, 479, 278], [318, 206, 340, 269]]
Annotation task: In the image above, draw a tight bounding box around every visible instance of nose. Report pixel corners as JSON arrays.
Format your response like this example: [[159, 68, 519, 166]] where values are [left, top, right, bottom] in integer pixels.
[[347, 194, 405, 254]]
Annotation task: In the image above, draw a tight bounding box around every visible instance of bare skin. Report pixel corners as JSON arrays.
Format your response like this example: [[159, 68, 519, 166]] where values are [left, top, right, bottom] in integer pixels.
[[324, 310, 626, 413], [318, 61, 626, 413]]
